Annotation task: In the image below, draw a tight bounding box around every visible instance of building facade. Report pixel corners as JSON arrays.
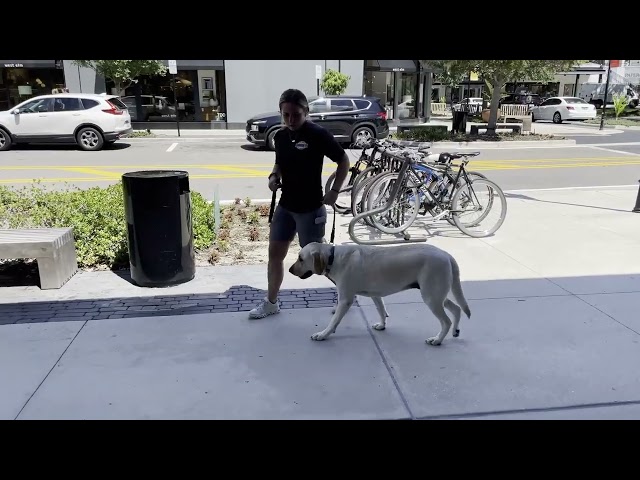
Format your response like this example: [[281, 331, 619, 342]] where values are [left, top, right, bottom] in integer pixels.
[[0, 60, 65, 111], [3, 60, 635, 129]]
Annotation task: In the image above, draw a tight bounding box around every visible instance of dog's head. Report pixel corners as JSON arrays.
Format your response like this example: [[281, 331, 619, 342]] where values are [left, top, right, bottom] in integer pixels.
[[289, 242, 330, 279]]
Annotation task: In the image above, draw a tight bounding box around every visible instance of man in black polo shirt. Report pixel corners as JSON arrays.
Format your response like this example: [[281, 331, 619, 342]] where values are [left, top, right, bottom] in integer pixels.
[[249, 88, 350, 319]]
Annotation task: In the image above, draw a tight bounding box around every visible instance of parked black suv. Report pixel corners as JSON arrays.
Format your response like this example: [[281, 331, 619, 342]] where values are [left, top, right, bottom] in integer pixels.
[[245, 95, 389, 150]]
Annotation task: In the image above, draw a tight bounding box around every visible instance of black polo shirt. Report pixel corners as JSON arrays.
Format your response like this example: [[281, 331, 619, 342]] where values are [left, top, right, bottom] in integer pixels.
[[274, 120, 346, 213]]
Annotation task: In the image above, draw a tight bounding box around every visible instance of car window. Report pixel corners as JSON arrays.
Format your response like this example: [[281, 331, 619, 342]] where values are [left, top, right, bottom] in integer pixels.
[[539, 99, 553, 107], [53, 97, 83, 111], [330, 99, 354, 112], [81, 99, 100, 109], [309, 99, 329, 113], [354, 99, 371, 110], [107, 97, 129, 110], [564, 97, 587, 104], [17, 98, 52, 113]]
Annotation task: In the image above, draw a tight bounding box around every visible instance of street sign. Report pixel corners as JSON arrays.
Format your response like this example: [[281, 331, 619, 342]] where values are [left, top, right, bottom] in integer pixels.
[[315, 65, 322, 80], [168, 59, 177, 74]]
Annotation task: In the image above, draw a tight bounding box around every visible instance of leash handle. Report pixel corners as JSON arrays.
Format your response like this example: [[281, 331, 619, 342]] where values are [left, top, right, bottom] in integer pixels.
[[330, 207, 336, 244], [268, 183, 281, 224]]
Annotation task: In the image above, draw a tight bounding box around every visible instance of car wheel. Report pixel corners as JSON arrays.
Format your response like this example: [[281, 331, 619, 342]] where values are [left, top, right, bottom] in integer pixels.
[[351, 126, 375, 146], [0, 129, 12, 151], [553, 112, 562, 124], [266, 128, 280, 151], [76, 127, 104, 151]]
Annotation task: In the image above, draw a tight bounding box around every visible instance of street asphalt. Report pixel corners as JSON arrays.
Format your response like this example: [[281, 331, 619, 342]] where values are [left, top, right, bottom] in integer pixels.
[[0, 128, 639, 200]]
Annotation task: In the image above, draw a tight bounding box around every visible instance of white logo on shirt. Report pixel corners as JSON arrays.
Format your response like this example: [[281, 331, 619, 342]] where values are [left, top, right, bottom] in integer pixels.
[[294, 141, 308, 150]]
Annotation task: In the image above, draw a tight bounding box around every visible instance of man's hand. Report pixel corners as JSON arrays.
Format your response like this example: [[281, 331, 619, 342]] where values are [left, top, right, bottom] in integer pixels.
[[268, 174, 280, 192], [323, 188, 339, 206]]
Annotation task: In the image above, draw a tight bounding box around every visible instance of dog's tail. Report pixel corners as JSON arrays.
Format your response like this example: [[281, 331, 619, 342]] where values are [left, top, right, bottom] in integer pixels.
[[450, 257, 471, 318]]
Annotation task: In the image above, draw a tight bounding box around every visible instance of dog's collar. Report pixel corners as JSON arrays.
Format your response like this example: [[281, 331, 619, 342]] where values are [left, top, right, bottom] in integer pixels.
[[325, 246, 335, 274]]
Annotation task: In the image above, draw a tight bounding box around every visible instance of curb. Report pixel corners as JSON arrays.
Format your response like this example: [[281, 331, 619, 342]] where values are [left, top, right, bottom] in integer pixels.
[[428, 139, 576, 148]]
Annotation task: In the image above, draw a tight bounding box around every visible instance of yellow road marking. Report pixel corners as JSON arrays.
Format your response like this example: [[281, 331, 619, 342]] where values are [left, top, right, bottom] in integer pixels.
[[201, 165, 270, 176], [61, 167, 123, 179]]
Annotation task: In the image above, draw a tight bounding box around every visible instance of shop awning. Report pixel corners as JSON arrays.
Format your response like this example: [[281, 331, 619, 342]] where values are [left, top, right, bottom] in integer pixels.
[[0, 60, 59, 68], [367, 60, 418, 72]]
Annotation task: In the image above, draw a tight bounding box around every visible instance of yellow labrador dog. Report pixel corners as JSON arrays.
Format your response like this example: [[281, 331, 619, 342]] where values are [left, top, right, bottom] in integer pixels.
[[289, 242, 471, 345]]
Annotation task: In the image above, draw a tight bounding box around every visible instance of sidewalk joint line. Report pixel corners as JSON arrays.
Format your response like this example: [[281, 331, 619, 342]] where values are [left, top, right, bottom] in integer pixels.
[[13, 320, 89, 420], [356, 305, 415, 420], [414, 398, 640, 420]]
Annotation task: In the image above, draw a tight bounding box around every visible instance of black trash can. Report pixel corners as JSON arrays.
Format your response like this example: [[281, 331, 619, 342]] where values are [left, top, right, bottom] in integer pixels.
[[452, 110, 468, 134], [122, 170, 196, 287]]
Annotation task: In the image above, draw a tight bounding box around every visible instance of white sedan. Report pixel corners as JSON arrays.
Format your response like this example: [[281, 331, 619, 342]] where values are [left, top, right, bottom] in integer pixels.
[[531, 96, 597, 123]]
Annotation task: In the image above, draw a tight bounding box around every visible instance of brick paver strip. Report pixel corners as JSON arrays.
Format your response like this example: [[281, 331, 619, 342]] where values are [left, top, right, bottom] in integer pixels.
[[0, 285, 355, 325]]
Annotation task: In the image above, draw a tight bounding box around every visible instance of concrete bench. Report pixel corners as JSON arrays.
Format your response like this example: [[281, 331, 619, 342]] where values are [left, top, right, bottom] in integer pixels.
[[397, 125, 448, 135], [0, 228, 78, 289], [470, 123, 522, 135]]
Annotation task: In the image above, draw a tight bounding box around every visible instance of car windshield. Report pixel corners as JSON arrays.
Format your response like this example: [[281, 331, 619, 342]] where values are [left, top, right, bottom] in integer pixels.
[[564, 97, 587, 104]]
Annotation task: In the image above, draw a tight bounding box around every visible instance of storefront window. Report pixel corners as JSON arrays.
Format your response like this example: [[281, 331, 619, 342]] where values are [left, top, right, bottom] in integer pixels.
[[398, 72, 416, 119], [364, 70, 395, 119], [113, 68, 226, 123], [0, 67, 65, 111]]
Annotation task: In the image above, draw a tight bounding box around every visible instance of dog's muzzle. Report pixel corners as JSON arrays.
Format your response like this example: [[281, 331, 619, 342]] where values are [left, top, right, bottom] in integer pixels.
[[300, 270, 313, 279]]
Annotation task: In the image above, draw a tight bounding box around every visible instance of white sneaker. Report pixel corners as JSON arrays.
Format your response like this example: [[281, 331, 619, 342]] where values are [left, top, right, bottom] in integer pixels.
[[248, 297, 280, 319]]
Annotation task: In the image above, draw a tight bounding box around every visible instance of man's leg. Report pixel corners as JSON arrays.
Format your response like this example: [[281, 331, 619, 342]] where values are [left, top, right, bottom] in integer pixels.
[[296, 205, 327, 248], [249, 205, 295, 319]]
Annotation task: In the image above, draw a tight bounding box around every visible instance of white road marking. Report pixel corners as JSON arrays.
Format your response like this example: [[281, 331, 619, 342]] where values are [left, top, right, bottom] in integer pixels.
[[506, 184, 638, 193], [588, 145, 640, 156], [166, 142, 178, 152]]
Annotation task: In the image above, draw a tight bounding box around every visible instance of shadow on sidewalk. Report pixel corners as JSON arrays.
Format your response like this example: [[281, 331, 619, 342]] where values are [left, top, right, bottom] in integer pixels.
[[0, 284, 341, 326], [1, 273, 638, 328], [505, 192, 633, 214]]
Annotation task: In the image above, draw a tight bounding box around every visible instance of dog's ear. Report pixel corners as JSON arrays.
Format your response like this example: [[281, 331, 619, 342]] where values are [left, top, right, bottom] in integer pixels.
[[312, 251, 327, 275]]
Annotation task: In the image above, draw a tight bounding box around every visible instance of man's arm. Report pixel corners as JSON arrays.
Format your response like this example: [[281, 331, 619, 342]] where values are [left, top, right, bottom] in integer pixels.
[[321, 130, 350, 192], [329, 151, 350, 193]]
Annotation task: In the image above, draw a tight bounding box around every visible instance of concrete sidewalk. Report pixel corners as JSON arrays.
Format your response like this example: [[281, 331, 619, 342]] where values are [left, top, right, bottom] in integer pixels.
[[2, 186, 640, 419]]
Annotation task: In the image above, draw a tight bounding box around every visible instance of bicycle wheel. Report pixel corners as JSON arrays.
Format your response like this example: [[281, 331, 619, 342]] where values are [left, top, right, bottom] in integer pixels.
[[325, 171, 352, 214], [451, 178, 507, 238], [365, 172, 420, 235], [351, 167, 379, 224], [441, 171, 489, 226]]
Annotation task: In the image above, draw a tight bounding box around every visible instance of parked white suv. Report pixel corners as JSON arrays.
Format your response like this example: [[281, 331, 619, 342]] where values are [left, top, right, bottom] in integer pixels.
[[0, 93, 132, 152]]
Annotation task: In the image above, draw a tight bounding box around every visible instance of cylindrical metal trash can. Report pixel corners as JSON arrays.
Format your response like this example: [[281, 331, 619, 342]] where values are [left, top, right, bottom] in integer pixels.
[[122, 170, 196, 287]]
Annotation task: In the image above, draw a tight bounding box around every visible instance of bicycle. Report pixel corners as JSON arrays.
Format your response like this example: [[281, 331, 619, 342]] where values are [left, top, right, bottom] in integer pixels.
[[363, 150, 507, 238]]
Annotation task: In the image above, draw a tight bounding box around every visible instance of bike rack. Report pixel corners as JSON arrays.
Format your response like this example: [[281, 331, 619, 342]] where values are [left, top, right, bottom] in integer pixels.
[[348, 158, 428, 245]]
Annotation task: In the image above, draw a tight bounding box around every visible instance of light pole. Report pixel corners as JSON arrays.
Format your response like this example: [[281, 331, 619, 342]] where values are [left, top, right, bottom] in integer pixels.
[[599, 60, 611, 131]]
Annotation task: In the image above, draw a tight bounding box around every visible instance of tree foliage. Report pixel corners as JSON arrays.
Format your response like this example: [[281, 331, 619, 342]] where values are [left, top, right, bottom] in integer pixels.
[[320, 69, 351, 95], [423, 60, 584, 133], [72, 60, 167, 94]]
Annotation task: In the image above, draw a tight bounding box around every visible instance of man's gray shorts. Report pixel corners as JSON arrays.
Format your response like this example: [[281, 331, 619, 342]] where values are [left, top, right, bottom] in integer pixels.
[[270, 204, 327, 247]]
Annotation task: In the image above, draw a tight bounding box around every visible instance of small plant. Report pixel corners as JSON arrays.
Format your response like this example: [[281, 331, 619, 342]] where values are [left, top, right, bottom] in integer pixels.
[[244, 197, 252, 207], [234, 250, 245, 260], [612, 93, 629, 119], [248, 227, 259, 241], [208, 250, 220, 264], [216, 240, 229, 252], [257, 204, 270, 216], [234, 197, 241, 205], [218, 228, 230, 241], [238, 209, 248, 220], [247, 211, 260, 225]]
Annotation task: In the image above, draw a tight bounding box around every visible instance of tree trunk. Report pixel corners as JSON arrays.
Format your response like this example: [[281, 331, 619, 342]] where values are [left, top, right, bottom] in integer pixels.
[[487, 77, 505, 135]]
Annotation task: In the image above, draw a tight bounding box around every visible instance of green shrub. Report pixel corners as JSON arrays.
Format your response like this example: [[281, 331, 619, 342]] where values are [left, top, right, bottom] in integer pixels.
[[392, 127, 450, 142], [0, 182, 215, 270]]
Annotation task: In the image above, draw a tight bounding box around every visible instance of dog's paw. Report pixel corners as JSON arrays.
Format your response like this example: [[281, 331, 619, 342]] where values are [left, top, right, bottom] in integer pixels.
[[453, 328, 460, 338], [311, 331, 328, 341], [426, 336, 442, 346], [372, 323, 386, 331]]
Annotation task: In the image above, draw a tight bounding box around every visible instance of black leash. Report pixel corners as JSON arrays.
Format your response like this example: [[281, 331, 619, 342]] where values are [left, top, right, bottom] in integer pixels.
[[268, 183, 281, 224], [329, 205, 336, 244]]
